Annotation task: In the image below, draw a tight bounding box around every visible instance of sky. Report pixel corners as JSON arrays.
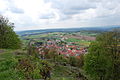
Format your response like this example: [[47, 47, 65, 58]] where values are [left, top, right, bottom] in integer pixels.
[[0, 0, 120, 31]]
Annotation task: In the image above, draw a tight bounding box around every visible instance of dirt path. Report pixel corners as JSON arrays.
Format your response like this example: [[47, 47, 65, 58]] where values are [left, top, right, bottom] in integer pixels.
[[0, 49, 5, 53]]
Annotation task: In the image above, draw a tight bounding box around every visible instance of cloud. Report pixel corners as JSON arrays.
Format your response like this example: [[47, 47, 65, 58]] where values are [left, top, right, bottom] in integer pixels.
[[39, 11, 56, 19], [45, 0, 96, 15], [0, 0, 120, 31], [9, 7, 24, 13], [0, 0, 24, 14]]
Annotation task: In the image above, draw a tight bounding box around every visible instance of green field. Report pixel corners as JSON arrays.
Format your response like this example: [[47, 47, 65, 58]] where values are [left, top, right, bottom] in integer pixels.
[[23, 34, 49, 39], [65, 38, 91, 46]]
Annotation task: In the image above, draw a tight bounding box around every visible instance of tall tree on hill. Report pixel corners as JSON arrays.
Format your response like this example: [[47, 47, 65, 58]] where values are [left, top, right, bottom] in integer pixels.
[[0, 15, 21, 49], [96, 30, 120, 80], [84, 30, 120, 80]]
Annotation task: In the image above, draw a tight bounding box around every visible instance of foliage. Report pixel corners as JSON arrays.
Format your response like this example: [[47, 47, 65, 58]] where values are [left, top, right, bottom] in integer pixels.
[[55, 55, 69, 65], [17, 58, 35, 80], [16, 52, 52, 80], [84, 42, 112, 80], [84, 31, 120, 80], [68, 55, 84, 68], [0, 15, 21, 49], [44, 48, 58, 60], [76, 54, 84, 68], [69, 56, 78, 66], [39, 60, 52, 80], [96, 31, 120, 80]]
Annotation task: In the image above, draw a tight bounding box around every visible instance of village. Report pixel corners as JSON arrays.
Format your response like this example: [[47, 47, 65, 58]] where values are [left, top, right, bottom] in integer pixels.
[[32, 34, 89, 58]]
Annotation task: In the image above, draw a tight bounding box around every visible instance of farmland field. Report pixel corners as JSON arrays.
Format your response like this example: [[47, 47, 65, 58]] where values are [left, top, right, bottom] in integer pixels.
[[65, 38, 91, 46]]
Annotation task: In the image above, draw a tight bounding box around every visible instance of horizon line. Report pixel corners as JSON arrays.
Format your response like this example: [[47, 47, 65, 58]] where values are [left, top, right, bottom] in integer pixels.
[[15, 25, 120, 32]]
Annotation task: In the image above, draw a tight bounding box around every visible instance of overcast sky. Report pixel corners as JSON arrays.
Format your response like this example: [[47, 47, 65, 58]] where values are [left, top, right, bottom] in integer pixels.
[[0, 0, 120, 31]]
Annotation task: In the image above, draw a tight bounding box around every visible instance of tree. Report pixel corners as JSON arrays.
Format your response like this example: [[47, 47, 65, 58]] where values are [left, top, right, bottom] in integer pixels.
[[96, 31, 120, 80], [84, 30, 120, 80], [0, 15, 21, 49], [84, 42, 112, 80]]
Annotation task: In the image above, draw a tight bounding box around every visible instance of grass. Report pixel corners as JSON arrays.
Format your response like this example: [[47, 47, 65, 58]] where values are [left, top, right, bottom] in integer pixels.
[[0, 49, 87, 80], [23, 33, 54, 39], [51, 64, 76, 80], [0, 49, 24, 80], [79, 31, 98, 37], [65, 38, 91, 46], [0, 50, 14, 80], [0, 50, 75, 80]]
